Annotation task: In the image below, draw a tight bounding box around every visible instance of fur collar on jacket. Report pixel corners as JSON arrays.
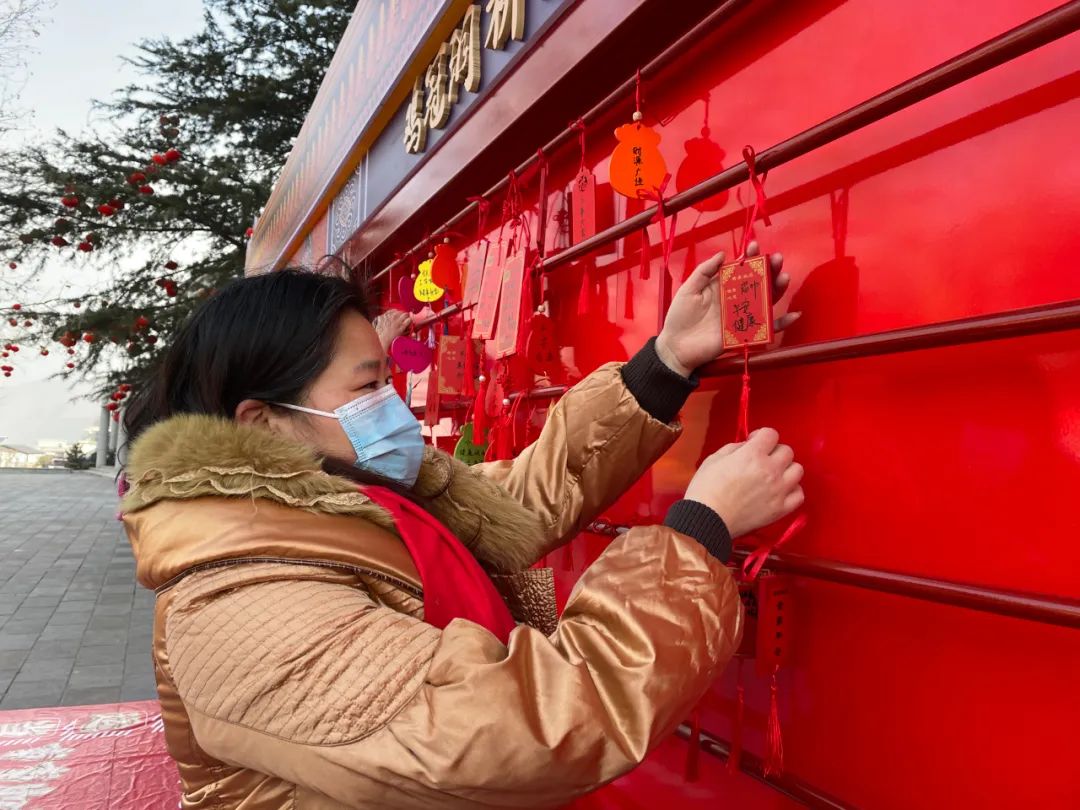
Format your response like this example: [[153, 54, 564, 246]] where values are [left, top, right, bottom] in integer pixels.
[[121, 413, 543, 573]]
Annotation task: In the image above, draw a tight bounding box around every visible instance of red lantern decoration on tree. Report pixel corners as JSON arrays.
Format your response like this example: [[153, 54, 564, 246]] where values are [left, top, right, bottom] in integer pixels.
[[51, 236, 69, 247], [139, 185, 154, 195], [7, 262, 16, 269], [66, 362, 75, 369], [128, 172, 147, 185], [60, 195, 80, 209], [83, 332, 96, 343], [151, 153, 167, 166], [77, 242, 94, 253], [6, 319, 15, 327], [164, 260, 178, 270], [245, 227, 254, 239], [134, 315, 150, 331], [22, 320, 31, 328], [109, 198, 124, 210], [164, 148, 182, 163], [146, 335, 158, 345], [164, 281, 177, 297], [67, 348, 75, 355], [73, 301, 81, 309], [40, 349, 48, 356], [97, 203, 116, 216], [11, 304, 21, 311]]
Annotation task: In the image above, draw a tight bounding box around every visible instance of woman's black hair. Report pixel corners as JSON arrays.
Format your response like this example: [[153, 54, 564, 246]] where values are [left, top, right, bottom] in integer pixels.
[[122, 266, 376, 464]]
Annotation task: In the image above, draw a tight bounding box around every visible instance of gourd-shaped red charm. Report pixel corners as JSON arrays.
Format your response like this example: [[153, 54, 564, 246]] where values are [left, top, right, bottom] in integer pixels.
[[430, 240, 461, 296], [609, 114, 667, 200]]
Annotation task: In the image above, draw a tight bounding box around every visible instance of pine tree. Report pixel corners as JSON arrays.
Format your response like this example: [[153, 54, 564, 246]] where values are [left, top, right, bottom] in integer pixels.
[[0, 0, 353, 397], [63, 441, 90, 470]]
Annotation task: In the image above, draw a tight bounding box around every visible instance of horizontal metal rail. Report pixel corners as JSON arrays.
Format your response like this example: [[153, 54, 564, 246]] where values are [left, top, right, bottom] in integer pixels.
[[729, 548, 1080, 629], [701, 299, 1080, 376], [674, 723, 853, 809], [587, 520, 1079, 629]]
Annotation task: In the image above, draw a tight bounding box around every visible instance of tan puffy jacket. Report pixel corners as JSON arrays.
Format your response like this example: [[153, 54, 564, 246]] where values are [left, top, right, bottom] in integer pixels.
[[121, 360, 743, 809]]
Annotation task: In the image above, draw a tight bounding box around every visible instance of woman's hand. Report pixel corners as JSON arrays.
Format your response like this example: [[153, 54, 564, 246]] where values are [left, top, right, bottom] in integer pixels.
[[684, 428, 804, 539], [373, 309, 413, 352], [655, 242, 800, 377]]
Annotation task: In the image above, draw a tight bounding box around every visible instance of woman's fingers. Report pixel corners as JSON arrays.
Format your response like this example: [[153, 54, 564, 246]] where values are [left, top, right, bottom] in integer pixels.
[[783, 487, 806, 512], [783, 462, 804, 487], [684, 250, 726, 293], [770, 443, 795, 468]]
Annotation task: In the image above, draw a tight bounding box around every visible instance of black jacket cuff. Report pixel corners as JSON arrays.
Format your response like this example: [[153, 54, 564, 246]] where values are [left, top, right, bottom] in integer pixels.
[[664, 500, 732, 563], [620, 337, 698, 424]]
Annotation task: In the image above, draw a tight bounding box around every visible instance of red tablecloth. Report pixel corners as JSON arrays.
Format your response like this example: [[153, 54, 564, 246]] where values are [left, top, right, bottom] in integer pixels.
[[0, 701, 180, 809]]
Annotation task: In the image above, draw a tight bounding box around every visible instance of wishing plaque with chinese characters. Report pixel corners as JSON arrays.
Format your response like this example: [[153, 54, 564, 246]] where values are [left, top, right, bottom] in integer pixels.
[[719, 255, 774, 350]]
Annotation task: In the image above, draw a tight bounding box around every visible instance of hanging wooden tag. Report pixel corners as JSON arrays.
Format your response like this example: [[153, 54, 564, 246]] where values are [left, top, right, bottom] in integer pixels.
[[609, 122, 667, 200], [413, 257, 445, 303], [473, 242, 503, 339], [493, 250, 528, 359], [735, 579, 758, 658], [720, 254, 774, 350], [525, 312, 558, 376], [571, 168, 597, 245], [436, 334, 471, 395], [755, 574, 793, 677], [463, 241, 489, 307], [389, 335, 432, 373], [423, 367, 441, 427]]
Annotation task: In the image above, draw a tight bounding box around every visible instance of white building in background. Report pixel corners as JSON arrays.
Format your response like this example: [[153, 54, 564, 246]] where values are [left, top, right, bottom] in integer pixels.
[[0, 442, 49, 468]]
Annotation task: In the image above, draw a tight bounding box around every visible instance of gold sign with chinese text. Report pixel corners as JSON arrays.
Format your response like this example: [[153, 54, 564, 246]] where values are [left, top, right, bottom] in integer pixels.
[[406, 1, 527, 154]]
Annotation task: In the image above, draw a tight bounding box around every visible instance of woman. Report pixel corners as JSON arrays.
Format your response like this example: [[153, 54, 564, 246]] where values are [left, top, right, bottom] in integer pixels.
[[120, 248, 803, 809]]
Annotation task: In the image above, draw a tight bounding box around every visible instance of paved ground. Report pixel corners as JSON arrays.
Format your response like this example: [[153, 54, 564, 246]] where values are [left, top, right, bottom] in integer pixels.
[[0, 469, 157, 710]]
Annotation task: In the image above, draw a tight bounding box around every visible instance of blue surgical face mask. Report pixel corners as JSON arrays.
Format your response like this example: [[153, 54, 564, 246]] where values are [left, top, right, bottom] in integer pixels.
[[273, 385, 424, 487]]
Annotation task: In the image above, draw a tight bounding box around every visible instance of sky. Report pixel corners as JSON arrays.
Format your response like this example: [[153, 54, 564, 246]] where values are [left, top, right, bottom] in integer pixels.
[[0, 0, 206, 447]]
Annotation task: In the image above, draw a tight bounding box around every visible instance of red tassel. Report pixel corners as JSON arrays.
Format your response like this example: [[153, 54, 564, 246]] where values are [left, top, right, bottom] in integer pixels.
[[736, 344, 751, 441], [473, 374, 490, 439], [464, 336, 477, 397], [685, 709, 701, 782], [577, 263, 592, 315], [764, 667, 784, 777], [639, 226, 651, 280], [728, 658, 745, 774]]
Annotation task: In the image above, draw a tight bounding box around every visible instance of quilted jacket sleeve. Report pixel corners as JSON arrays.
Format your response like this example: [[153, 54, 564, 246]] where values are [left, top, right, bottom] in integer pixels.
[[164, 526, 742, 809], [475, 340, 696, 561]]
